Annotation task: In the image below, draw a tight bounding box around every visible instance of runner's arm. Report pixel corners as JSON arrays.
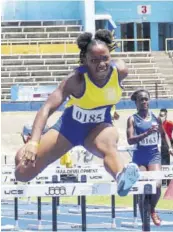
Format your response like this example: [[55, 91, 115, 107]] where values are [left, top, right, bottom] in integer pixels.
[[30, 73, 75, 143], [127, 116, 149, 145]]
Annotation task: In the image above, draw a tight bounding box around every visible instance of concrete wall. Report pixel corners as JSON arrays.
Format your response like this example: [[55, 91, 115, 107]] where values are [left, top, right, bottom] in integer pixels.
[[3, 0, 173, 23], [95, 1, 173, 23], [3, 0, 84, 21], [2, 99, 173, 112], [3, 1, 173, 51]]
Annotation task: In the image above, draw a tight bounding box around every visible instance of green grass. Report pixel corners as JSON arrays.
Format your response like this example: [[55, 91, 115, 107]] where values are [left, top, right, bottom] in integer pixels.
[[24, 189, 173, 210]]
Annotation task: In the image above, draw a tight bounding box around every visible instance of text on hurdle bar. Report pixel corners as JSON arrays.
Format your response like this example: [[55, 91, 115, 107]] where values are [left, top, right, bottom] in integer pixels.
[[1, 181, 156, 198], [2, 165, 173, 174], [2, 166, 173, 184]]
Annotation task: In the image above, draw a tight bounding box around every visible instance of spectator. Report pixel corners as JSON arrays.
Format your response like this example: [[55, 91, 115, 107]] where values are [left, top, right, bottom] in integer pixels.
[[159, 108, 173, 186]]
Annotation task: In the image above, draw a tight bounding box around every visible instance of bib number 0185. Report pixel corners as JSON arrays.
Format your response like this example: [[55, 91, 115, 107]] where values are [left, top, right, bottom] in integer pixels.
[[72, 106, 106, 124]]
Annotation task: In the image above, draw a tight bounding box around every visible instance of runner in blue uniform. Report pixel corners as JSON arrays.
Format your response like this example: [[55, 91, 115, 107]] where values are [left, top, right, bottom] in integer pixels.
[[127, 89, 173, 225]]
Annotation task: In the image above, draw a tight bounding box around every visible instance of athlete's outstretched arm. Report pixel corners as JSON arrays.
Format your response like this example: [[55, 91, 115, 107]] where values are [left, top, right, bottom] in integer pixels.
[[15, 71, 80, 171], [30, 74, 74, 143]]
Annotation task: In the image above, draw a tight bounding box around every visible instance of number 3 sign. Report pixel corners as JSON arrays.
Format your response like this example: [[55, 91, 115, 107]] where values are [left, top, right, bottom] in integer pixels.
[[137, 5, 151, 15]]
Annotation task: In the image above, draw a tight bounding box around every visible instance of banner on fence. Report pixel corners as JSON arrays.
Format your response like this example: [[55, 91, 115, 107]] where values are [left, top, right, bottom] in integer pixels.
[[11, 85, 57, 101]]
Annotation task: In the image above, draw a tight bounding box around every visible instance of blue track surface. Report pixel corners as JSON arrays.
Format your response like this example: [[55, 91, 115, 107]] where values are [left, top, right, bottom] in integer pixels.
[[1, 201, 173, 231]]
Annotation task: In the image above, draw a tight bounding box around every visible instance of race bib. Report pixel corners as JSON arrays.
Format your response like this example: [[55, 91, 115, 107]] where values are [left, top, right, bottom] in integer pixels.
[[72, 105, 106, 124], [139, 132, 158, 146]]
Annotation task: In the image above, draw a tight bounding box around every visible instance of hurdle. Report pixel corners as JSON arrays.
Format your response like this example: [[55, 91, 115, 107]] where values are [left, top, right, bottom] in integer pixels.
[[2, 143, 173, 232], [122, 165, 173, 229], [2, 165, 173, 228], [67, 166, 173, 230], [2, 167, 173, 231], [1, 181, 156, 231], [2, 165, 173, 183], [2, 164, 173, 217]]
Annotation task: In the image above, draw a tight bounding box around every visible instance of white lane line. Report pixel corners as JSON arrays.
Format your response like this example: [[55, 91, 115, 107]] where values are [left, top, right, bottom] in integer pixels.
[[2, 210, 138, 221], [1, 215, 80, 225]]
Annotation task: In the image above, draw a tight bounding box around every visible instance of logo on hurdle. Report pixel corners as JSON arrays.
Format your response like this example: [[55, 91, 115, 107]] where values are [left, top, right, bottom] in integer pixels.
[[89, 176, 102, 180], [162, 166, 173, 172], [71, 225, 82, 229], [2, 171, 12, 175], [4, 190, 24, 195], [129, 186, 138, 192], [164, 173, 173, 178], [36, 176, 49, 181], [45, 186, 67, 196]]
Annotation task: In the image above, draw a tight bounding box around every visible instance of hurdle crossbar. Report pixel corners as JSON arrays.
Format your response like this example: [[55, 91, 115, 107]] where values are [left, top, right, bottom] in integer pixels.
[[2, 165, 173, 184], [1, 181, 156, 198]]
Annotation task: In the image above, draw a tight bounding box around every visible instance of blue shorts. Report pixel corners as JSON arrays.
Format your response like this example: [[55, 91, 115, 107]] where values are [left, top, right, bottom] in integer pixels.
[[51, 105, 112, 146], [133, 147, 161, 166]]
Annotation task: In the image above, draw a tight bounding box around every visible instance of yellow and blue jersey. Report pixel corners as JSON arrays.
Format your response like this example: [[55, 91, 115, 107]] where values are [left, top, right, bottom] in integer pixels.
[[66, 63, 122, 109], [51, 62, 123, 146]]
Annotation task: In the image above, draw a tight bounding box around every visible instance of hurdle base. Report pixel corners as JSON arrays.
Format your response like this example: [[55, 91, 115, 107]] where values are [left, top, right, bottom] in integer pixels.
[[133, 217, 138, 228], [1, 200, 51, 206], [111, 223, 116, 228], [1, 225, 18, 231], [68, 207, 133, 214], [1, 209, 53, 217], [121, 220, 173, 228], [28, 223, 114, 230]]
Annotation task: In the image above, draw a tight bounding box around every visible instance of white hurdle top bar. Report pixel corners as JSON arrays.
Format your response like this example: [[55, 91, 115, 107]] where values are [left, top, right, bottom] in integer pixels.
[[2, 165, 173, 184], [1, 181, 156, 198]]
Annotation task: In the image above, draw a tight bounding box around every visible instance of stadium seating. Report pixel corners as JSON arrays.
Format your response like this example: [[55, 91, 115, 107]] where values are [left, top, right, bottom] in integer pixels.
[[1, 20, 173, 101], [2, 53, 171, 101], [1, 20, 82, 55]]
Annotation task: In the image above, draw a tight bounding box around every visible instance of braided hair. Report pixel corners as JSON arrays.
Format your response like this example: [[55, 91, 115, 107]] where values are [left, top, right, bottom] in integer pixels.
[[131, 89, 150, 102], [77, 29, 117, 64]]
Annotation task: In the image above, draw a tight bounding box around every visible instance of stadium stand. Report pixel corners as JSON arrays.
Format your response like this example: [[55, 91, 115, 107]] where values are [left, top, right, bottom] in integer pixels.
[[1, 20, 83, 54], [152, 51, 173, 92], [1, 20, 173, 102]]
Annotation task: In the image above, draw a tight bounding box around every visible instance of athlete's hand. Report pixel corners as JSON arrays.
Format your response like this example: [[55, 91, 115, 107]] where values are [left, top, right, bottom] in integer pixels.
[[21, 141, 39, 167], [146, 125, 159, 135]]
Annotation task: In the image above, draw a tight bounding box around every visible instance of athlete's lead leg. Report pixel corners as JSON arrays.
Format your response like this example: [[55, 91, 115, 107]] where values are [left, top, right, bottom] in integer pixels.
[[84, 123, 140, 196]]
